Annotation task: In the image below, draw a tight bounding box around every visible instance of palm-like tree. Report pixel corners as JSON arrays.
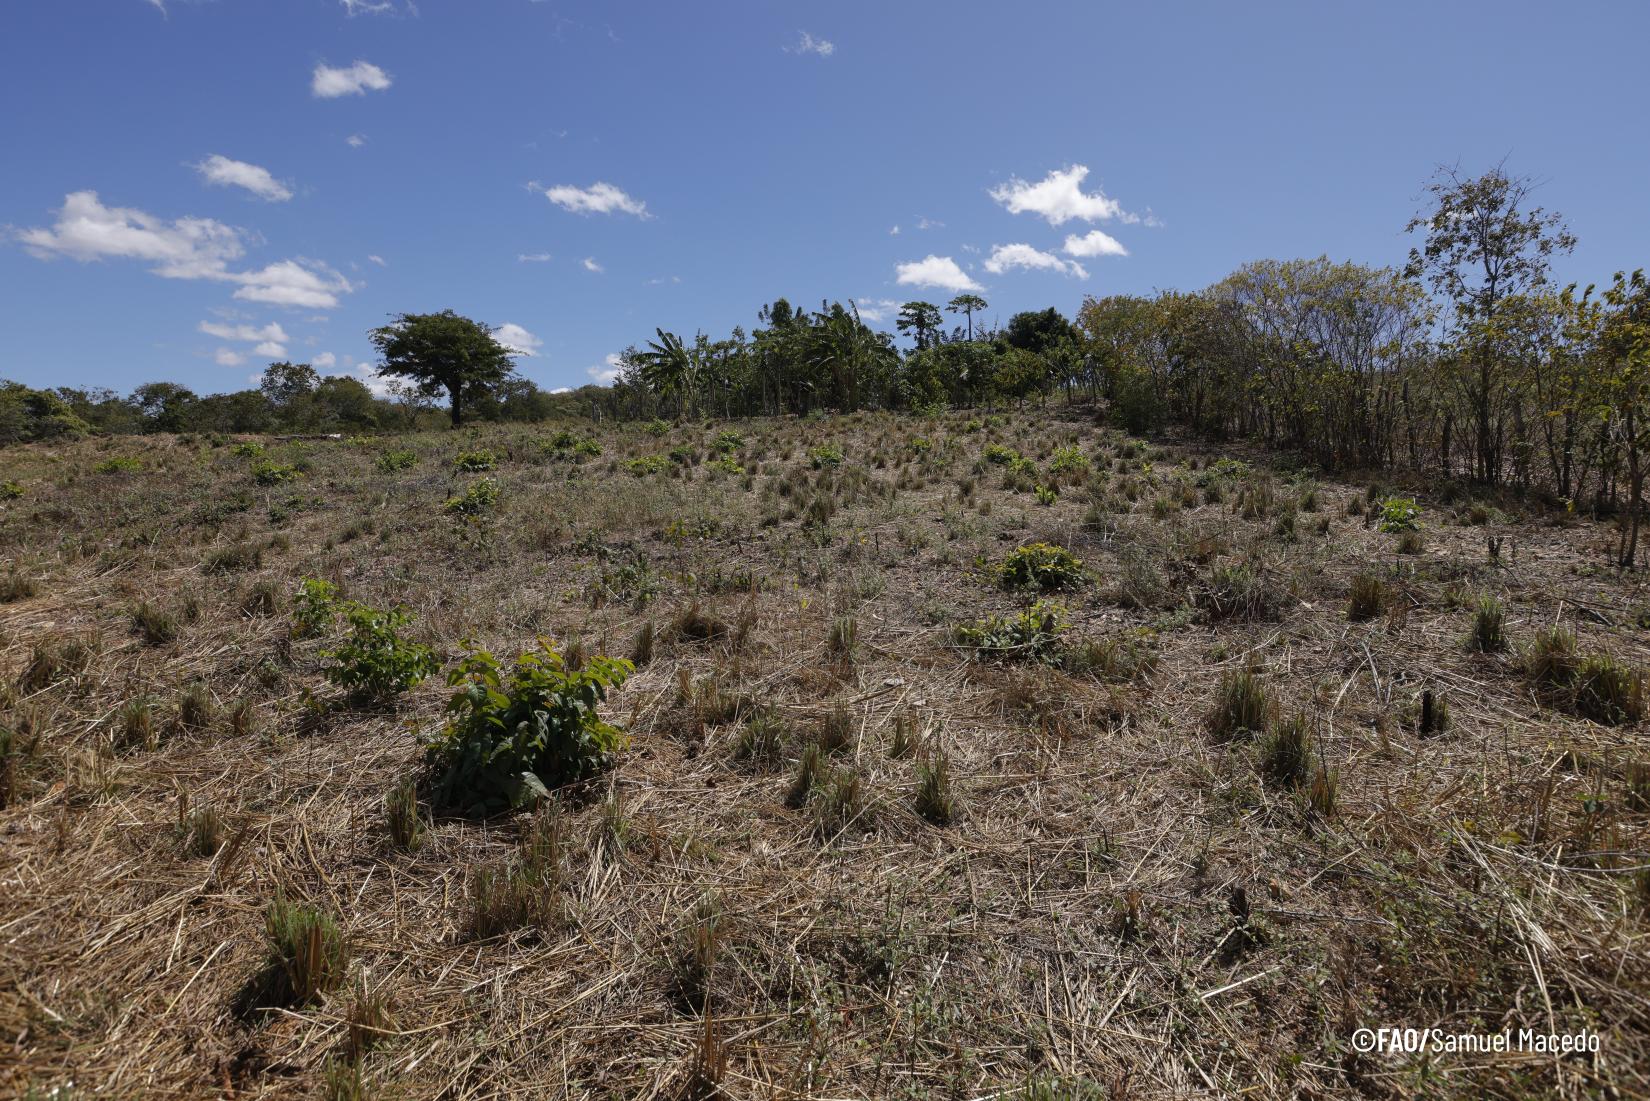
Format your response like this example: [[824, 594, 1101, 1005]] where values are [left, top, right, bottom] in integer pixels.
[[947, 293, 988, 341], [637, 328, 700, 417]]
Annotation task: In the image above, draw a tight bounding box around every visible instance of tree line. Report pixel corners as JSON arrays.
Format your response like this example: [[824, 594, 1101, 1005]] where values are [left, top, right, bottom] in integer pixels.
[[4, 165, 1647, 558]]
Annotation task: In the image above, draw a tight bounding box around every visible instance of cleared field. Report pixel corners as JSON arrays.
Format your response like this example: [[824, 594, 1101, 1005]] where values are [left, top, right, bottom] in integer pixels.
[[2, 409, 1647, 1099]]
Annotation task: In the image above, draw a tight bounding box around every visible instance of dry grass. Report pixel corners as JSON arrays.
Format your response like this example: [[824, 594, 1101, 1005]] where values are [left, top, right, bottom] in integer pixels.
[[1, 410, 1648, 1098]]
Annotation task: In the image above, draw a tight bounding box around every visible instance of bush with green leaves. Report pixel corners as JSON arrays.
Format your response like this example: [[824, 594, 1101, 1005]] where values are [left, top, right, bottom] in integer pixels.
[[445, 477, 500, 516], [1377, 496, 1422, 532], [998, 543, 1085, 592], [983, 443, 1019, 465], [644, 418, 671, 437], [376, 449, 418, 473], [713, 430, 744, 454], [251, 460, 301, 486], [808, 443, 844, 468], [321, 602, 439, 700], [955, 601, 1068, 661], [1049, 445, 1090, 475], [231, 441, 264, 458], [293, 577, 339, 637], [453, 449, 497, 471], [626, 455, 669, 476], [425, 639, 634, 815], [0, 480, 23, 500], [95, 456, 143, 474]]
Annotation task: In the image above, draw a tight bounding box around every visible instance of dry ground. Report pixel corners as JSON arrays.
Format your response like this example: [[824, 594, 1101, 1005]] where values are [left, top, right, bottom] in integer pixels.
[[2, 408, 1648, 1100]]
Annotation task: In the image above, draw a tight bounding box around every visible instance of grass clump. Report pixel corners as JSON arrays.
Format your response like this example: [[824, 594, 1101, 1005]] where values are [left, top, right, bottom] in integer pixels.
[[1523, 627, 1580, 694], [264, 891, 348, 1004], [426, 639, 632, 815], [131, 601, 179, 646], [1, 569, 38, 604], [1346, 573, 1384, 621], [1468, 594, 1506, 652], [1209, 668, 1269, 741], [914, 753, 955, 825], [1572, 654, 1644, 725], [376, 448, 418, 472], [1258, 713, 1312, 789], [385, 777, 425, 851], [1199, 561, 1283, 622], [469, 805, 567, 938]]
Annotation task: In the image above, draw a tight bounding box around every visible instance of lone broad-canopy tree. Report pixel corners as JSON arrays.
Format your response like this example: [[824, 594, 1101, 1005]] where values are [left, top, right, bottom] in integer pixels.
[[369, 310, 518, 427]]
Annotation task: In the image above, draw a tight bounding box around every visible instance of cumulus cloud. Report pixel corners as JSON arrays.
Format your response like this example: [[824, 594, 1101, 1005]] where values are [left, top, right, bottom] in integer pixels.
[[231, 259, 353, 309], [785, 31, 834, 56], [540, 181, 648, 218], [1063, 229, 1129, 258], [346, 134, 367, 148], [194, 155, 293, 202], [313, 352, 337, 369], [198, 320, 288, 344], [852, 298, 902, 323], [895, 254, 981, 293], [253, 340, 286, 357], [582, 256, 604, 273], [983, 243, 1088, 279], [214, 348, 245, 367], [495, 323, 542, 357], [587, 353, 622, 384], [312, 60, 392, 99], [517, 252, 552, 263], [18, 190, 245, 278], [989, 165, 1135, 227]]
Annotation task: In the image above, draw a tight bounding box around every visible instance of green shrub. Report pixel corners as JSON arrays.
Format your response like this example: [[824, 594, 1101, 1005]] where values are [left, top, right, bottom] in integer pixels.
[[983, 443, 1018, 465], [321, 602, 439, 700], [808, 443, 844, 468], [376, 449, 418, 472], [644, 418, 671, 437], [1377, 496, 1422, 533], [955, 601, 1067, 661], [251, 460, 301, 486], [293, 577, 340, 637], [453, 449, 497, 471], [0, 480, 23, 500], [231, 441, 265, 458], [1049, 445, 1091, 476], [1033, 484, 1058, 506], [95, 457, 143, 474], [425, 639, 633, 815], [998, 543, 1085, 592], [444, 477, 500, 516], [713, 430, 744, 453], [625, 455, 669, 476], [264, 891, 348, 1004]]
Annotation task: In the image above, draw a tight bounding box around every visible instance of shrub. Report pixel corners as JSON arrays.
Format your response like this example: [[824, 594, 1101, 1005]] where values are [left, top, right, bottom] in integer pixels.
[[955, 601, 1067, 662], [1049, 446, 1091, 476], [376, 449, 418, 473], [444, 478, 500, 517], [231, 441, 264, 458], [0, 480, 23, 500], [293, 577, 340, 637], [1468, 594, 1506, 652], [321, 602, 439, 701], [713, 430, 744, 453], [1209, 669, 1269, 740], [983, 443, 1019, 465], [453, 449, 497, 471], [808, 443, 844, 468], [644, 418, 671, 436], [1377, 496, 1422, 533], [1033, 484, 1058, 506], [251, 460, 301, 486], [425, 640, 633, 815], [1573, 655, 1644, 725], [626, 455, 669, 476], [264, 891, 348, 1004], [95, 456, 143, 474], [998, 543, 1085, 592], [1346, 574, 1384, 621]]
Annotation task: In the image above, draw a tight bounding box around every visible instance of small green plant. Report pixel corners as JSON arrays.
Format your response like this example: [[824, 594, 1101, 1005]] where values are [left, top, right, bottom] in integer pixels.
[[95, 456, 143, 474], [376, 449, 418, 472], [1033, 484, 1058, 506], [644, 418, 671, 436], [425, 639, 633, 815], [1258, 713, 1312, 789], [264, 891, 348, 1004], [1049, 445, 1091, 476], [0, 480, 23, 500], [1209, 669, 1269, 740], [1377, 496, 1422, 533], [998, 542, 1085, 592], [713, 430, 744, 453], [321, 602, 439, 701], [231, 441, 264, 458], [293, 577, 340, 637], [251, 460, 301, 486], [444, 477, 500, 516], [808, 443, 844, 468], [1346, 574, 1384, 621], [955, 601, 1068, 662], [1573, 654, 1644, 725], [984, 443, 1019, 465], [453, 449, 497, 471], [1468, 594, 1506, 652], [625, 455, 669, 476]]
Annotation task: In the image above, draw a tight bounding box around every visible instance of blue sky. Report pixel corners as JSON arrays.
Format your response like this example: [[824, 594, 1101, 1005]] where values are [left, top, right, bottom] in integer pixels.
[[3, 1, 1647, 396]]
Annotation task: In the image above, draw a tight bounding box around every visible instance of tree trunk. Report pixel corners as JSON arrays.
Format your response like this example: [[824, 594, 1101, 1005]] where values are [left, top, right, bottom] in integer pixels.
[[448, 385, 463, 428]]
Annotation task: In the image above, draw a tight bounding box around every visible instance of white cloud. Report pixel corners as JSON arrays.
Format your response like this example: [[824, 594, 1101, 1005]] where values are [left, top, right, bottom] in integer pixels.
[[214, 348, 245, 367], [346, 134, 367, 149], [253, 340, 287, 357], [541, 181, 648, 218], [1063, 229, 1129, 258], [19, 190, 245, 278], [549, 387, 571, 395], [311, 60, 392, 99], [587, 353, 622, 384], [495, 322, 542, 357], [194, 155, 292, 202], [983, 243, 1088, 279], [199, 320, 288, 344], [989, 165, 1136, 227], [785, 31, 835, 56], [915, 216, 943, 230], [313, 352, 337, 369], [889, 225, 900, 236], [340, 0, 395, 14], [853, 298, 902, 323], [231, 259, 353, 309], [517, 252, 552, 263], [367, 254, 386, 266], [582, 256, 603, 273], [895, 254, 981, 293]]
